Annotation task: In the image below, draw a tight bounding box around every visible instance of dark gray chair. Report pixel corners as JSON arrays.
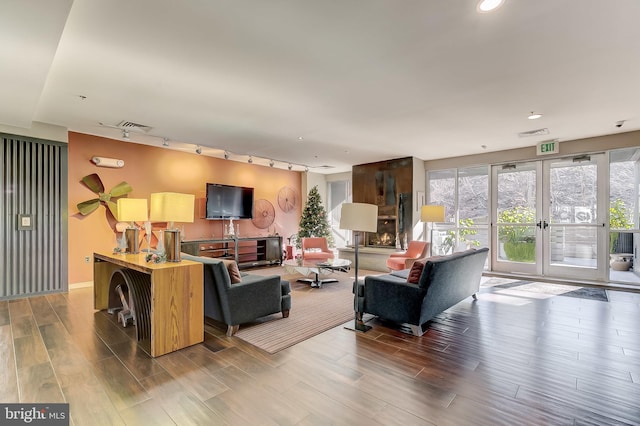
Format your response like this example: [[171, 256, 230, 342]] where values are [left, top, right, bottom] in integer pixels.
[[182, 254, 291, 336]]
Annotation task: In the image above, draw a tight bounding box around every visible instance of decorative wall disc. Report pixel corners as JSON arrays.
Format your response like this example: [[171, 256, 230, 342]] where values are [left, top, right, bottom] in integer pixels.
[[252, 199, 276, 229], [277, 186, 298, 213]]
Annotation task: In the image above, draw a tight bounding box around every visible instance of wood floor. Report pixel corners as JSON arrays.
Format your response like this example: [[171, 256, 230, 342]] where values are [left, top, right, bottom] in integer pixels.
[[1, 279, 640, 425]]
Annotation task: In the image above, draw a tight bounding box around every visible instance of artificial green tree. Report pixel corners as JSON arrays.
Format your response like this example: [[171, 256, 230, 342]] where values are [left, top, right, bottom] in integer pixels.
[[297, 186, 334, 248]]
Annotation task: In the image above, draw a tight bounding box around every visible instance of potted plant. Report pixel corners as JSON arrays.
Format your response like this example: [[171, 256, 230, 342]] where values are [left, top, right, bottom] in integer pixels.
[[498, 206, 536, 262]]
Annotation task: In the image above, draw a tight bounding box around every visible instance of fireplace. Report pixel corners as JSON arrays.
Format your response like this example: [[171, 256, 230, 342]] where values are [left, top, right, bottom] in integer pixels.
[[365, 217, 397, 247]]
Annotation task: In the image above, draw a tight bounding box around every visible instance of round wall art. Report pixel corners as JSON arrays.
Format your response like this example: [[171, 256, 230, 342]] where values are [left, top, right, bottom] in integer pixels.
[[277, 186, 298, 213], [252, 199, 275, 229]]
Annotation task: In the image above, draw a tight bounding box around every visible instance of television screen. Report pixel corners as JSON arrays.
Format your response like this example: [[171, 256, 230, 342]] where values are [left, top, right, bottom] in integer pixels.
[[206, 183, 254, 219]]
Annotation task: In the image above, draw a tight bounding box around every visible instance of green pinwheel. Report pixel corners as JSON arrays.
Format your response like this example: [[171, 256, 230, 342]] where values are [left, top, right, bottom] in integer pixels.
[[76, 173, 132, 218]]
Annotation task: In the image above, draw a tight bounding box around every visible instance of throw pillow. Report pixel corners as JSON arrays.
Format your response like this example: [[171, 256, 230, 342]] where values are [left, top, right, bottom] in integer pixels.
[[221, 259, 242, 284], [406, 258, 427, 284]]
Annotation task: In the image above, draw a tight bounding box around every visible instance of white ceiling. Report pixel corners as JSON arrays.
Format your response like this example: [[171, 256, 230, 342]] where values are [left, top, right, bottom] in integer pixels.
[[3, 0, 640, 173]]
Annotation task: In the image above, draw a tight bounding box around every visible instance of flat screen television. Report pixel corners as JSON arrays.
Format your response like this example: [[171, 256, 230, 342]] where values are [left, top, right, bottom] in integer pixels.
[[206, 183, 254, 219]]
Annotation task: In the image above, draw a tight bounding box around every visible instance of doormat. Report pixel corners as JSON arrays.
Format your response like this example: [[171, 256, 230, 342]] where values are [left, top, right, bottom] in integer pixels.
[[491, 280, 608, 302]]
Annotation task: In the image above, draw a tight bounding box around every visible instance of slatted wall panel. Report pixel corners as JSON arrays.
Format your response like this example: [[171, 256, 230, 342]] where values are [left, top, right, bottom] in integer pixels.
[[1, 133, 68, 299]]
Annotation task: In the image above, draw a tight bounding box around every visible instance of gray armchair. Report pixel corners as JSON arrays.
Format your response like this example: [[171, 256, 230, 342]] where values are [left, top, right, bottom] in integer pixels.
[[182, 254, 291, 336]]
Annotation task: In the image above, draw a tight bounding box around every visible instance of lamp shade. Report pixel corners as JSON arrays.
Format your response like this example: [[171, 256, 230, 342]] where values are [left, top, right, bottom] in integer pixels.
[[116, 198, 148, 222], [339, 203, 378, 232], [149, 192, 195, 223], [421, 205, 445, 223]]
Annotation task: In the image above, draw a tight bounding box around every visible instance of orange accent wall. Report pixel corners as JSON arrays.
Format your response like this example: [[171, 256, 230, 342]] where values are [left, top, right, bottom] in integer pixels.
[[68, 132, 301, 284]]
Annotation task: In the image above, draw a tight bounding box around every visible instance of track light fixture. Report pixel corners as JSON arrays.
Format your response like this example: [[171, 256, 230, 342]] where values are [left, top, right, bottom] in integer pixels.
[[213, 149, 308, 171], [162, 138, 169, 147], [304, 166, 309, 172], [195, 145, 202, 155], [122, 130, 130, 140]]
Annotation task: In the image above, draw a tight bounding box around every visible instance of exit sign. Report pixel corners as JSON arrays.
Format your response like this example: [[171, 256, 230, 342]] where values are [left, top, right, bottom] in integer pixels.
[[537, 140, 559, 156]]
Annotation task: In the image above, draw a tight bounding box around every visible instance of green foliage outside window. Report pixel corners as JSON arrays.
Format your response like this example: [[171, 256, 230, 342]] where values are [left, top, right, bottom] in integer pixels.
[[610, 198, 633, 253], [498, 206, 536, 262], [440, 218, 480, 255]]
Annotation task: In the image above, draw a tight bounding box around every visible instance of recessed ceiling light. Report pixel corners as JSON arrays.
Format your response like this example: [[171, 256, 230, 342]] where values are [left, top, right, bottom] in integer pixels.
[[477, 0, 505, 12], [298, 136, 304, 141], [528, 112, 543, 120]]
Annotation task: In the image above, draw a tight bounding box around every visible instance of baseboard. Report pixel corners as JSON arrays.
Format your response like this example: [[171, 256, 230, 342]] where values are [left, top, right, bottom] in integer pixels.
[[69, 281, 93, 289]]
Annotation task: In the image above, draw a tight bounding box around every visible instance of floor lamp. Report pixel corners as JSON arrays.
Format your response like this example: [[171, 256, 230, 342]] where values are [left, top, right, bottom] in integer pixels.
[[421, 205, 445, 256], [339, 202, 378, 332]]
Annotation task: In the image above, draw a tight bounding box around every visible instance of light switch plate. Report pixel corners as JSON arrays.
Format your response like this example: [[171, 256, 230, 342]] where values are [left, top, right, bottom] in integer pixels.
[[18, 214, 34, 231]]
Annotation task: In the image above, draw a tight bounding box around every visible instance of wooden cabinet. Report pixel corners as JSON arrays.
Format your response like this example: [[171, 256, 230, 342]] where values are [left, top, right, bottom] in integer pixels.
[[182, 236, 283, 269], [93, 252, 203, 357]]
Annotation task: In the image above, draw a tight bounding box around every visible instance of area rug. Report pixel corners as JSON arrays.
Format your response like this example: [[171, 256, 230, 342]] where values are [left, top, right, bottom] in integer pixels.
[[231, 266, 368, 354], [484, 279, 609, 302]]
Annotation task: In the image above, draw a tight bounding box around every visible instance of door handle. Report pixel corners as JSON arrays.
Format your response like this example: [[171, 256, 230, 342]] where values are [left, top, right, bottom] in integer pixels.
[[536, 220, 542, 229], [543, 220, 549, 229]]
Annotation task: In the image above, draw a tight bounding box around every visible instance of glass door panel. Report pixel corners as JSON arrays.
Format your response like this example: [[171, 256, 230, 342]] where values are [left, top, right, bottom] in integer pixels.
[[543, 155, 606, 280], [492, 162, 540, 275]]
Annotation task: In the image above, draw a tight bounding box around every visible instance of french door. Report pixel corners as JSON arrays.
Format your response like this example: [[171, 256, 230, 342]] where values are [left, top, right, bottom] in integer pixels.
[[491, 154, 607, 281]]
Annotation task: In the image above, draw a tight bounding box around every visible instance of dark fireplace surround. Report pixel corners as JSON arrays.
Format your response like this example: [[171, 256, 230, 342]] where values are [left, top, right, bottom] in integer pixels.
[[353, 157, 415, 249]]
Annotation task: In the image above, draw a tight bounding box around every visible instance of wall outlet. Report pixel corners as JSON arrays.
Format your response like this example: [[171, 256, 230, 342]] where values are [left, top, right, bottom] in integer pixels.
[[84, 256, 91, 263]]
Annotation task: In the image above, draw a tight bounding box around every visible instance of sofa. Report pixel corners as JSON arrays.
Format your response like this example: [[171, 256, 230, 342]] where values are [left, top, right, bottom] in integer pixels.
[[356, 247, 488, 336], [181, 254, 291, 336]]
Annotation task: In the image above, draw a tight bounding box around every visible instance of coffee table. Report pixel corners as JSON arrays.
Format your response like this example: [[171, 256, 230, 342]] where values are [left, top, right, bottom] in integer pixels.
[[283, 258, 351, 288]]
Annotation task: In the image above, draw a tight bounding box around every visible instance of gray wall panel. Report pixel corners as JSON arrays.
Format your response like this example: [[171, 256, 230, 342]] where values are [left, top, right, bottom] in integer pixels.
[[1, 134, 68, 299]]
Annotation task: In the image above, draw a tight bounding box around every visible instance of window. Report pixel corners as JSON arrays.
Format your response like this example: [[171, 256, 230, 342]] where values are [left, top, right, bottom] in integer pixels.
[[428, 166, 489, 255]]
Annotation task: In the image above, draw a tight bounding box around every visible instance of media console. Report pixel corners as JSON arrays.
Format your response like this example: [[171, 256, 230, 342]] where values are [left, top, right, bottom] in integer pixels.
[[181, 236, 283, 269]]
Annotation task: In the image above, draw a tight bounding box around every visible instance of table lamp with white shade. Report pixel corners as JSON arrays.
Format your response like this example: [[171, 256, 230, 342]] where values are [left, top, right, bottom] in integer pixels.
[[421, 205, 445, 255], [339, 202, 378, 331], [149, 192, 195, 262], [116, 198, 148, 254]]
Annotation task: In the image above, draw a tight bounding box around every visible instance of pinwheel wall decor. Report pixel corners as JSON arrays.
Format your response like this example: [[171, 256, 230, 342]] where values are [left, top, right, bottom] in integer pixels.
[[252, 199, 275, 229], [277, 186, 297, 213], [76, 173, 132, 218]]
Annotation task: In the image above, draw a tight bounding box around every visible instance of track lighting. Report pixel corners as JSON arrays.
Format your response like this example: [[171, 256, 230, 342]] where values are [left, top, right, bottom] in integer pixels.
[[269, 160, 275, 167], [122, 130, 130, 140], [162, 138, 169, 147], [224, 151, 229, 159], [195, 145, 202, 155], [288, 163, 293, 170], [248, 156, 253, 164], [304, 166, 309, 172]]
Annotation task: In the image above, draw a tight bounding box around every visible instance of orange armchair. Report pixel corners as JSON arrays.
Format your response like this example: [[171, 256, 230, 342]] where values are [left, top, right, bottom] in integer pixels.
[[301, 237, 334, 261], [386, 241, 430, 271]]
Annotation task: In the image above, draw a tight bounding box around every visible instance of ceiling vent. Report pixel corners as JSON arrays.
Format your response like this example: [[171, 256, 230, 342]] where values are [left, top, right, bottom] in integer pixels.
[[518, 128, 550, 138], [117, 120, 153, 133]]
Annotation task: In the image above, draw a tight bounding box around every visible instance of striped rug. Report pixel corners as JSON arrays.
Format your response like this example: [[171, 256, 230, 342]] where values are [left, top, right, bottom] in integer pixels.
[[233, 266, 376, 354]]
